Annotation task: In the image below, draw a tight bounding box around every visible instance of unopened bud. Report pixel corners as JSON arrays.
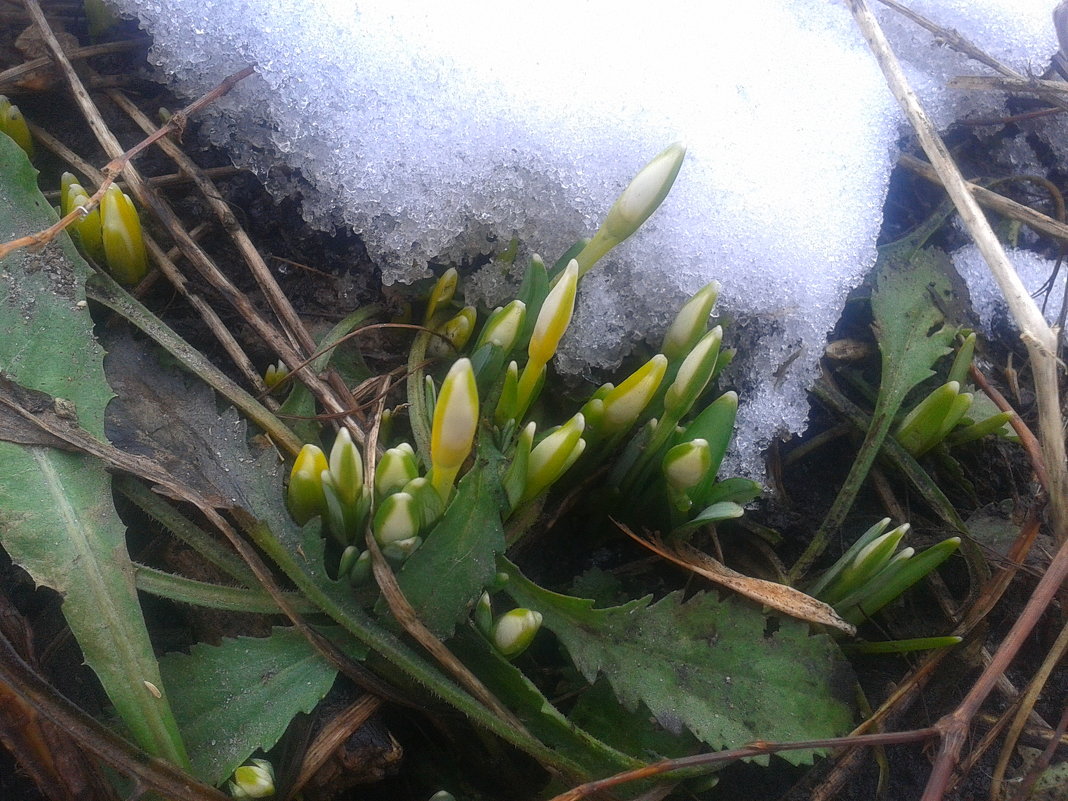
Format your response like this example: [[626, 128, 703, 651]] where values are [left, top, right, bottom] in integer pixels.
[[492, 608, 543, 658], [288, 444, 328, 525]]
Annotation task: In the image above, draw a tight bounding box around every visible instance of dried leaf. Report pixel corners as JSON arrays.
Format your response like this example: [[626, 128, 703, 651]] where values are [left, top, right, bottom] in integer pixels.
[[622, 525, 856, 635]]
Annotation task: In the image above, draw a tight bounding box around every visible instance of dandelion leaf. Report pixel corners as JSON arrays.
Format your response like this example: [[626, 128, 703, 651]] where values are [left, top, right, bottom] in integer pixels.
[[0, 134, 188, 766], [500, 558, 855, 764], [159, 627, 340, 785]]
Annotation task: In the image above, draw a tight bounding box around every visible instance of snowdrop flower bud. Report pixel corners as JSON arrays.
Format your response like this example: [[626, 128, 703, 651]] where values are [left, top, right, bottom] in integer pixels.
[[425, 267, 458, 323], [474, 299, 526, 352], [520, 413, 585, 504], [601, 355, 668, 434], [512, 261, 578, 421], [288, 444, 328, 525], [100, 184, 148, 284], [492, 608, 543, 659], [338, 545, 361, 577], [664, 327, 722, 418], [60, 172, 79, 217], [375, 443, 418, 500], [662, 281, 720, 361], [574, 142, 686, 275], [528, 261, 578, 368], [263, 360, 289, 389], [64, 180, 105, 263], [430, 358, 479, 500], [431, 305, 476, 355], [373, 491, 420, 545], [662, 438, 711, 492], [0, 96, 33, 158], [229, 758, 274, 799], [328, 428, 363, 506]]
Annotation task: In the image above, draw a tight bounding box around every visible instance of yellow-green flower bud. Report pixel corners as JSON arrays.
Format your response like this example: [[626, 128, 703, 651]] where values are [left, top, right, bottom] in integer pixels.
[[0, 96, 33, 158], [520, 413, 585, 504], [373, 491, 420, 545], [65, 182, 106, 264], [431, 305, 476, 356], [229, 758, 274, 799], [338, 545, 361, 578], [528, 260, 578, 368], [662, 281, 720, 361], [429, 358, 479, 500], [492, 608, 543, 658], [328, 428, 363, 506], [425, 267, 458, 323], [321, 470, 365, 545], [664, 327, 722, 419], [600, 354, 668, 434], [374, 443, 418, 500], [662, 438, 711, 492], [574, 142, 686, 276], [263, 360, 289, 389], [475, 299, 527, 354], [60, 172, 78, 217], [100, 184, 148, 284], [288, 444, 328, 525]]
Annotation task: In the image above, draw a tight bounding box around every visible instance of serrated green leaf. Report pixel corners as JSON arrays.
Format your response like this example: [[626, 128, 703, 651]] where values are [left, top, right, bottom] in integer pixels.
[[500, 558, 854, 764], [389, 439, 507, 638], [159, 627, 339, 785], [871, 246, 959, 418], [569, 678, 700, 761], [0, 134, 188, 767], [791, 243, 962, 580]]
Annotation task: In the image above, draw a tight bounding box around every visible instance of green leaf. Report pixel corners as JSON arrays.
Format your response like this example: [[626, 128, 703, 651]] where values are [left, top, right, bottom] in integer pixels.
[[0, 134, 189, 767], [451, 630, 642, 778], [790, 241, 960, 580], [871, 245, 959, 426], [159, 627, 339, 785], [390, 440, 507, 638], [569, 678, 700, 761], [500, 558, 855, 764]]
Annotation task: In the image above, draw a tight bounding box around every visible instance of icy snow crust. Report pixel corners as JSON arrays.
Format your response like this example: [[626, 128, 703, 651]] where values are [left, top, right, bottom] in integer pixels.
[[108, 0, 1058, 477]]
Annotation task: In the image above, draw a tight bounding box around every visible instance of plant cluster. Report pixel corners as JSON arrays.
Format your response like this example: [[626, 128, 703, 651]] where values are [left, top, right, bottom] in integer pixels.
[[0, 96, 1020, 799]]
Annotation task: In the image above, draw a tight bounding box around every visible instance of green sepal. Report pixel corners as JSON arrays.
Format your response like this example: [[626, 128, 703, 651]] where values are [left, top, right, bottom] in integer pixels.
[[806, 518, 892, 599], [503, 422, 535, 514], [818, 525, 908, 606], [947, 332, 976, 387], [673, 501, 745, 533], [679, 391, 738, 505], [515, 255, 549, 350], [946, 410, 1014, 446], [838, 538, 960, 624], [894, 381, 965, 456]]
